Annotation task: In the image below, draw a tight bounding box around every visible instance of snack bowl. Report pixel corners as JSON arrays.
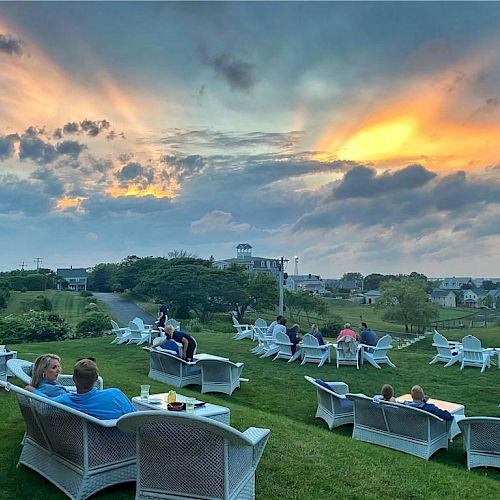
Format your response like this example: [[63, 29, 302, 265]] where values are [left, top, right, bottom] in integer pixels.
[[167, 402, 185, 411]]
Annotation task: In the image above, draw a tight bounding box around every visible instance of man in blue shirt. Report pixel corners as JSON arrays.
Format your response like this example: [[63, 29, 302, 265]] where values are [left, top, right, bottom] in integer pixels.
[[404, 385, 453, 421], [50, 359, 135, 420], [359, 322, 378, 346]]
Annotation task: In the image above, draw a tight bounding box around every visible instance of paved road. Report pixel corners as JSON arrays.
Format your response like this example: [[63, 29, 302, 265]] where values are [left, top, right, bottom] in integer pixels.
[[93, 292, 157, 326]]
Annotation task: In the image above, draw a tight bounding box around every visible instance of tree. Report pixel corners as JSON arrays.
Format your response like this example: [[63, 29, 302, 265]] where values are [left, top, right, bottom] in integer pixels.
[[341, 272, 363, 289], [482, 280, 499, 291], [363, 273, 385, 291], [88, 264, 115, 292], [378, 277, 439, 333], [285, 291, 327, 323]]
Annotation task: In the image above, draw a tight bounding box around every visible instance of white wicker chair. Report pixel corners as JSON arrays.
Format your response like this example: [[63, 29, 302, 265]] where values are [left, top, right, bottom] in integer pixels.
[[346, 393, 450, 460], [196, 358, 245, 395], [1, 349, 17, 382], [460, 335, 493, 373], [110, 320, 132, 344], [7, 358, 104, 391], [273, 331, 302, 363], [147, 347, 201, 387], [117, 411, 270, 500], [429, 330, 461, 366], [300, 334, 332, 367], [232, 317, 253, 340], [304, 376, 353, 429], [361, 335, 396, 369], [458, 417, 500, 470], [1, 380, 136, 500], [127, 321, 150, 345]]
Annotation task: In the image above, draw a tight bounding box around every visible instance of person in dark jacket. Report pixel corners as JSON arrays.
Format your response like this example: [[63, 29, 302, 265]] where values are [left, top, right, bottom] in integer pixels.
[[404, 385, 453, 421], [286, 324, 302, 355], [164, 325, 197, 361], [359, 322, 378, 346]]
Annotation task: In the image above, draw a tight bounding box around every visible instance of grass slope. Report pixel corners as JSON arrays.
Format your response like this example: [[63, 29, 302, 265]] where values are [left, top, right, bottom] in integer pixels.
[[1, 324, 499, 499]]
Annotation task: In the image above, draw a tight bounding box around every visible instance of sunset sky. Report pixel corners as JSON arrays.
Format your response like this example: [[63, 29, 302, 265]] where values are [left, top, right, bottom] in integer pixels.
[[1, 2, 500, 277]]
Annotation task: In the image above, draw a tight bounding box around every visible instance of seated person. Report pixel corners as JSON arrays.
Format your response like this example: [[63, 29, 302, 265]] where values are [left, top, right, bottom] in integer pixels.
[[26, 353, 69, 397], [271, 317, 287, 339], [164, 325, 197, 362], [309, 324, 325, 345], [373, 384, 396, 403], [267, 315, 283, 336], [337, 323, 358, 342], [48, 359, 135, 420], [154, 336, 182, 357], [404, 385, 453, 421], [359, 322, 378, 347], [286, 324, 302, 355]]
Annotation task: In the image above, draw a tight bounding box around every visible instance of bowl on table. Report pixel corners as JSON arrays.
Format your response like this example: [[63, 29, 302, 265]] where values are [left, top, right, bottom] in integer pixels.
[[167, 402, 186, 411]]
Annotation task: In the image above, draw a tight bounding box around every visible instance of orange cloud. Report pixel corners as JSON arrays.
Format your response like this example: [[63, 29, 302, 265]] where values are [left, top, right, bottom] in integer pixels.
[[105, 181, 179, 199], [314, 52, 500, 172], [55, 196, 87, 211]]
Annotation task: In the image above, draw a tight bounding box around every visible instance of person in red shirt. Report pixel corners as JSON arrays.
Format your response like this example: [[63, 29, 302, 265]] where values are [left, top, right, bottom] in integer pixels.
[[337, 323, 358, 342]]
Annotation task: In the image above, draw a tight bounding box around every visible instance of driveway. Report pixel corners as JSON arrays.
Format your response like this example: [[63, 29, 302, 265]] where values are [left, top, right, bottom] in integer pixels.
[[92, 292, 157, 326]]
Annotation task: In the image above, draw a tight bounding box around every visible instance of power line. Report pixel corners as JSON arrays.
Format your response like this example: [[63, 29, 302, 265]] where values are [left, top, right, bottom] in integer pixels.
[[33, 257, 43, 270], [19, 261, 27, 270]]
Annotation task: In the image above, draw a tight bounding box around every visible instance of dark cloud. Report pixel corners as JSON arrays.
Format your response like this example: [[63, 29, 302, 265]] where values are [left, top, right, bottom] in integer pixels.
[[200, 47, 256, 91], [106, 130, 126, 140], [81, 193, 171, 218], [0, 133, 19, 160], [18, 136, 58, 164], [81, 119, 110, 137], [56, 140, 87, 158], [116, 162, 145, 181], [0, 33, 26, 56], [0, 175, 53, 215], [161, 154, 206, 178], [63, 122, 80, 134], [334, 164, 436, 199]]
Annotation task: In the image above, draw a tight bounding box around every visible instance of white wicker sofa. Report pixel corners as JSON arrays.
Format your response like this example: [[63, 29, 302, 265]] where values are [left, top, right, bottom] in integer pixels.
[[1, 380, 136, 500], [346, 393, 451, 460], [147, 347, 202, 388]]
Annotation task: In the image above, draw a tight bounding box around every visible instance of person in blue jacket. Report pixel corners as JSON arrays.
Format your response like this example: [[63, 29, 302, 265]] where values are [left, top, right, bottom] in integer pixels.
[[404, 385, 453, 421]]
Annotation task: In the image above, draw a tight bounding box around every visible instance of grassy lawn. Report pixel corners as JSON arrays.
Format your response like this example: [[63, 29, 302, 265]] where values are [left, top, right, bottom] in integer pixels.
[[1, 321, 499, 499], [0, 290, 108, 327]]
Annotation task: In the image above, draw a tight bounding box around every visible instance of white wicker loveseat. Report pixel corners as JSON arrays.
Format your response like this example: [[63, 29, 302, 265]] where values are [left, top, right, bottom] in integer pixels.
[[346, 393, 450, 460], [7, 358, 104, 392], [117, 411, 270, 499], [458, 417, 500, 470], [1, 380, 136, 500], [147, 347, 201, 387]]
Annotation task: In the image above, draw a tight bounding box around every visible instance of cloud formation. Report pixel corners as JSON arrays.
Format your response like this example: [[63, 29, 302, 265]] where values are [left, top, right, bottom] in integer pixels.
[[0, 33, 25, 56], [191, 210, 251, 234]]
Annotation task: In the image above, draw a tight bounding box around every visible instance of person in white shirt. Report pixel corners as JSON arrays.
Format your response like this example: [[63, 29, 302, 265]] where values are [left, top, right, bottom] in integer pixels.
[[271, 317, 287, 339], [267, 315, 283, 336]]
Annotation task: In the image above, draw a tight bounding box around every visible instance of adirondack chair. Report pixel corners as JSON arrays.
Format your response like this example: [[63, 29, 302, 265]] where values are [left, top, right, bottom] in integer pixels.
[[127, 321, 150, 345], [429, 331, 461, 366], [273, 331, 302, 363], [300, 334, 332, 367], [460, 335, 493, 373], [110, 320, 132, 344], [361, 335, 396, 369], [131, 317, 153, 331], [334, 337, 360, 369], [117, 411, 270, 500], [232, 316, 253, 340]]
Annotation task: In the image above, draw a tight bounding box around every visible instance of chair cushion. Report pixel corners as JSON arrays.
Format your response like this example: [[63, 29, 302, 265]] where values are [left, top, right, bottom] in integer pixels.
[[315, 379, 335, 392]]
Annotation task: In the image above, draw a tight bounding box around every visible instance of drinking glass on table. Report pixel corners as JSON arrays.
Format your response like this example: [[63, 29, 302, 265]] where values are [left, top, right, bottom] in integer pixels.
[[140, 385, 150, 401], [186, 397, 196, 413]]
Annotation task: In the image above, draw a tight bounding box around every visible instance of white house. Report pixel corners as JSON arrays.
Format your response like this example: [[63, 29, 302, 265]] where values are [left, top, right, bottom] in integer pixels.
[[56, 267, 87, 291], [285, 274, 326, 294], [363, 290, 381, 304], [459, 289, 479, 307], [430, 289, 456, 308]]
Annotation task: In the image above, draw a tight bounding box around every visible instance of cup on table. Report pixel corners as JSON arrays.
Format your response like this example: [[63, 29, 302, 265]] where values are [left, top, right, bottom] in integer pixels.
[[140, 384, 150, 401], [186, 397, 196, 413]]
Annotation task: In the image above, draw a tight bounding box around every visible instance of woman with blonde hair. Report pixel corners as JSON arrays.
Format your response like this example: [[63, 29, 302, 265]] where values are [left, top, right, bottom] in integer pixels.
[[26, 353, 68, 397]]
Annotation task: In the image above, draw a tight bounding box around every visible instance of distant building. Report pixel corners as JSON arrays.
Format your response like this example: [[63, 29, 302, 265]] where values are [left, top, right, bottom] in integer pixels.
[[458, 289, 479, 307], [285, 274, 326, 295], [56, 267, 87, 291], [363, 290, 381, 304], [430, 289, 457, 308], [439, 277, 475, 290], [213, 243, 281, 279]]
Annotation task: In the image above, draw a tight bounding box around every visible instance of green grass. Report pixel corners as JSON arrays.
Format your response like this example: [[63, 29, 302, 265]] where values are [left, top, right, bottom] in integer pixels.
[[1, 323, 499, 499]]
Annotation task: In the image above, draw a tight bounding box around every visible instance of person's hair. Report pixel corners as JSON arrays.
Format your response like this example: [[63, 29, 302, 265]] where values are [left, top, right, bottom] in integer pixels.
[[31, 353, 61, 388], [311, 324, 318, 333], [276, 315, 284, 322], [381, 384, 394, 401], [279, 317, 287, 325], [291, 324, 299, 333], [73, 359, 99, 390], [164, 325, 174, 336], [411, 385, 425, 402], [344, 323, 351, 329], [360, 322, 368, 328]]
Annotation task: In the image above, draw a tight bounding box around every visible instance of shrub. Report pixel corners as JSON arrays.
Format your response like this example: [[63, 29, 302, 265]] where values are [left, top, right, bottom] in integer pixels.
[[84, 302, 98, 312], [186, 318, 202, 333], [20, 294, 52, 312], [80, 290, 93, 297], [76, 312, 110, 338], [0, 311, 71, 344], [320, 316, 344, 338]]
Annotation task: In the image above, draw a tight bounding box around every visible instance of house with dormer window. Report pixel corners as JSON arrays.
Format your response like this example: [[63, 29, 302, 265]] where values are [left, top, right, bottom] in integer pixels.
[[56, 267, 87, 291]]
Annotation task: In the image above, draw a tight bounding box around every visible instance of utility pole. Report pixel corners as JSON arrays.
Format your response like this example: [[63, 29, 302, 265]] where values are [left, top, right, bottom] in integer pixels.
[[33, 257, 43, 270], [278, 256, 289, 316], [19, 261, 27, 270]]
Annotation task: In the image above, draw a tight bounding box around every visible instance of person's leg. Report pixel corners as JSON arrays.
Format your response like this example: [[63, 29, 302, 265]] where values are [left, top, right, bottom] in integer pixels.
[[185, 338, 197, 361]]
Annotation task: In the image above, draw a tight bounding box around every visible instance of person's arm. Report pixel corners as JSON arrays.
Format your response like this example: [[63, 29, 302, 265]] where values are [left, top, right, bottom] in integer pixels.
[[426, 404, 453, 421], [25, 385, 36, 392]]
